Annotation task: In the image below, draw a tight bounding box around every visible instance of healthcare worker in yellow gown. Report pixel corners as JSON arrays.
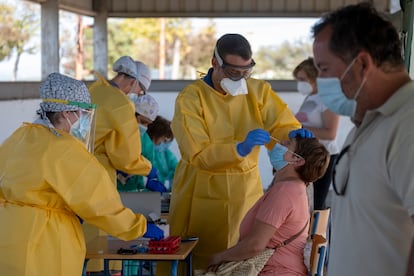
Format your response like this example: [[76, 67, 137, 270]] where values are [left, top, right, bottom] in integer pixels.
[[159, 34, 313, 273], [87, 57, 166, 271], [0, 73, 163, 276], [89, 56, 155, 183]]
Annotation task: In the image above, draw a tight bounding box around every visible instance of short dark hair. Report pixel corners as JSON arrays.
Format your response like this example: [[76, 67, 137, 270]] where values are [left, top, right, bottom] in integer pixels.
[[215, 33, 252, 61], [147, 115, 173, 141], [45, 112, 62, 125], [294, 137, 330, 183], [293, 57, 318, 80], [312, 2, 403, 66]]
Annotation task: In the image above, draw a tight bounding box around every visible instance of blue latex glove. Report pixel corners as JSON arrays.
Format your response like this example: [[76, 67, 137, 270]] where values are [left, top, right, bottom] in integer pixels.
[[143, 222, 164, 240], [288, 128, 314, 139], [237, 129, 271, 157], [147, 166, 159, 179], [146, 178, 167, 193]]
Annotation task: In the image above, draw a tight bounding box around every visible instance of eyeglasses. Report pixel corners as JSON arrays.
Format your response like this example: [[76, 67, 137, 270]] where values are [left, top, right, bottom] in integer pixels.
[[332, 145, 351, 196], [214, 47, 255, 81]]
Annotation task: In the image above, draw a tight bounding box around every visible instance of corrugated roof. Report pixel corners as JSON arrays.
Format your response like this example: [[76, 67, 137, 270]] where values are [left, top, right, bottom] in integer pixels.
[[27, 0, 392, 17]]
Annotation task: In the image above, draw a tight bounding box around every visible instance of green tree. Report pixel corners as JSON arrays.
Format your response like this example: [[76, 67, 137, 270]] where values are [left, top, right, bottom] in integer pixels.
[[181, 20, 217, 78], [254, 38, 312, 79], [108, 18, 212, 79], [0, 1, 39, 80], [0, 3, 16, 61]]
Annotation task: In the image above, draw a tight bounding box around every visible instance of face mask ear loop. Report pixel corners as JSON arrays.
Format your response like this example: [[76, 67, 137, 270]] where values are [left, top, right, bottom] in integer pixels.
[[288, 151, 304, 164], [65, 115, 73, 131], [340, 58, 357, 81], [353, 76, 367, 101]]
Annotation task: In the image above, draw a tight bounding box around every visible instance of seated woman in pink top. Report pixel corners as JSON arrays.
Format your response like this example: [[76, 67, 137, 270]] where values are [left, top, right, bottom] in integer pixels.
[[207, 137, 330, 275]]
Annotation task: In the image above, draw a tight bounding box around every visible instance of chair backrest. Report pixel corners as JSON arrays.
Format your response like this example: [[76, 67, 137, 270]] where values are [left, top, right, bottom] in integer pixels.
[[309, 234, 327, 276], [308, 208, 330, 240], [308, 208, 330, 276]]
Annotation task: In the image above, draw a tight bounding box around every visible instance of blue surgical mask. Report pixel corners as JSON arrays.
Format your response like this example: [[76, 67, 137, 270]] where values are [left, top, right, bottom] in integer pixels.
[[128, 93, 139, 104], [155, 141, 172, 152], [317, 58, 366, 117], [268, 143, 289, 171], [67, 112, 91, 143], [139, 125, 147, 135]]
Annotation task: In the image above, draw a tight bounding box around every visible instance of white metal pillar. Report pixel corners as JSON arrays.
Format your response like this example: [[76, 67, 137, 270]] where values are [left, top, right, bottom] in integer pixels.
[[93, 0, 108, 78], [41, 0, 59, 80]]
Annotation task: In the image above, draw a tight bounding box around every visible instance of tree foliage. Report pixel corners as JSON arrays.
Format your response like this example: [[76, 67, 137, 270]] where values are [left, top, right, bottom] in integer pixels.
[[0, 1, 39, 80], [107, 18, 216, 79], [0, 3, 16, 61], [253, 38, 312, 79], [2, 1, 312, 81], [181, 20, 217, 78]]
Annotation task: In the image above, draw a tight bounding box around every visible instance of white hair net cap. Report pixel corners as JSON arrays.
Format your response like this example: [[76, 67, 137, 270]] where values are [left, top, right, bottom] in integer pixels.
[[134, 94, 159, 121], [112, 56, 152, 92], [135, 61, 151, 92]]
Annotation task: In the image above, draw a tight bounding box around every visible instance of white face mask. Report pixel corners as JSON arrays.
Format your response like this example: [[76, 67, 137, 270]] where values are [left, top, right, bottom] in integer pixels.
[[220, 78, 248, 96], [297, 81, 313, 96]]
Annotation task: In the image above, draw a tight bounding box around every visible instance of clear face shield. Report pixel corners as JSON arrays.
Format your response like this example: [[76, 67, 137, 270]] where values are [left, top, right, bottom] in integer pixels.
[[44, 99, 97, 153], [72, 106, 97, 154]]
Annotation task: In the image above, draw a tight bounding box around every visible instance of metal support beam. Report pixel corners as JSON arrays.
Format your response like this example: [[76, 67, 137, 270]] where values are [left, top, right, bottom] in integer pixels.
[[93, 0, 108, 77], [0, 80, 297, 100], [41, 0, 60, 80]]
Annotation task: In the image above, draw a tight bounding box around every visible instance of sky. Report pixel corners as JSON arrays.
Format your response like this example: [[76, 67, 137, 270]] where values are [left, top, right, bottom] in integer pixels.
[[194, 17, 318, 51], [0, 13, 318, 81]]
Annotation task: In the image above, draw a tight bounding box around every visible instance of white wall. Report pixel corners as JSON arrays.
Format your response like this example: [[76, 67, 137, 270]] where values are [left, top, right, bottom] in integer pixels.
[[0, 92, 353, 189]]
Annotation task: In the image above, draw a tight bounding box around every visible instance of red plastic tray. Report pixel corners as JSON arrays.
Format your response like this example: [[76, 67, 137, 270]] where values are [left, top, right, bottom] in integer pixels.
[[148, 236, 181, 254], [148, 246, 179, 254]]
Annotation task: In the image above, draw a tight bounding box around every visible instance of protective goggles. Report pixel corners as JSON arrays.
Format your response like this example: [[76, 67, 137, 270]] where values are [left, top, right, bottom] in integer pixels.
[[43, 98, 97, 153], [214, 47, 255, 81]]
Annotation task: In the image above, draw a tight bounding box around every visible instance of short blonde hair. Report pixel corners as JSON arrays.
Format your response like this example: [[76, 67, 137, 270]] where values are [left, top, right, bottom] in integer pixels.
[[292, 57, 318, 81]]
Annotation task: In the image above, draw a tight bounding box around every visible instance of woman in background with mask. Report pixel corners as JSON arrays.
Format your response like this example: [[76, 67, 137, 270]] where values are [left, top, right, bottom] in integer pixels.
[[147, 115, 178, 191], [293, 57, 339, 210], [0, 73, 161, 276]]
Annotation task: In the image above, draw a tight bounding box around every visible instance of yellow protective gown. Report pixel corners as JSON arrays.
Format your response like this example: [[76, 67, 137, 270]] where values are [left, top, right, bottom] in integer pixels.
[[0, 123, 147, 276], [167, 78, 301, 271], [88, 74, 152, 183], [88, 74, 152, 271]]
